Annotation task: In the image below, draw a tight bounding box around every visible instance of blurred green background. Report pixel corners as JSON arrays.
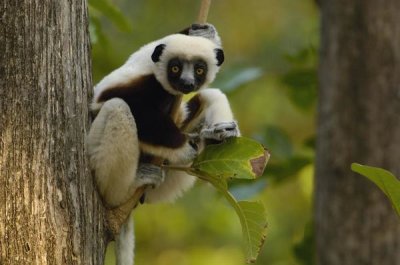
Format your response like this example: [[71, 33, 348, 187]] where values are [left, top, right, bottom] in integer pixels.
[[90, 0, 318, 264]]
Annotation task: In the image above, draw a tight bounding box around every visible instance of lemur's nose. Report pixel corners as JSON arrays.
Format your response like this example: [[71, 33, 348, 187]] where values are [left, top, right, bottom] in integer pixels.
[[183, 83, 195, 91]]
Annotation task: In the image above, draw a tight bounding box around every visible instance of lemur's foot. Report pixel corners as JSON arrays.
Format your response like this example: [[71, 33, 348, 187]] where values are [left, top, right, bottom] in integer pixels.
[[188, 23, 221, 46], [200, 121, 240, 141], [136, 163, 165, 189]]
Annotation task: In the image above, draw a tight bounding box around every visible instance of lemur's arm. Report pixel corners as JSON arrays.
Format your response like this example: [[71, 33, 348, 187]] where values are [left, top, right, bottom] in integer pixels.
[[135, 107, 197, 164], [144, 88, 240, 203]]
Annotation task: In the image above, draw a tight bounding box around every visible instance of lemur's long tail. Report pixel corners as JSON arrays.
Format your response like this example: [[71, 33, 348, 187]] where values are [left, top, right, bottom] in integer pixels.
[[116, 213, 135, 265]]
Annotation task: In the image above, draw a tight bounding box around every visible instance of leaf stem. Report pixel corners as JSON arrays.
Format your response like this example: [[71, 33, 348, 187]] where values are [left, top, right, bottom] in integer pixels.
[[161, 164, 191, 172]]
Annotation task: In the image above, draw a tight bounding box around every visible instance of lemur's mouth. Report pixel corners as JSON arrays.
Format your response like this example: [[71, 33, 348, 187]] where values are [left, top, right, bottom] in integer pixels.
[[173, 81, 197, 94], [179, 85, 196, 94]]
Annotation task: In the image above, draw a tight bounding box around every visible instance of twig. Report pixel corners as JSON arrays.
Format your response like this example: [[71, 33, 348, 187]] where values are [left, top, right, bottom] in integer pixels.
[[197, 0, 212, 24]]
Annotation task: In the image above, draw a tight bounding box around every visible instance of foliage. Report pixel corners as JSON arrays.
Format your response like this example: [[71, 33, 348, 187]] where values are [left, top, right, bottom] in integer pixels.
[[214, 67, 264, 94], [256, 125, 313, 183], [167, 137, 269, 263], [292, 221, 315, 265], [281, 47, 318, 111], [351, 163, 400, 217], [88, 0, 131, 46]]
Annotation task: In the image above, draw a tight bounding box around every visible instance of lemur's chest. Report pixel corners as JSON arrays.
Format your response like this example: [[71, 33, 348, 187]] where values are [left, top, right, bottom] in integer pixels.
[[123, 76, 176, 118], [98, 74, 176, 118]]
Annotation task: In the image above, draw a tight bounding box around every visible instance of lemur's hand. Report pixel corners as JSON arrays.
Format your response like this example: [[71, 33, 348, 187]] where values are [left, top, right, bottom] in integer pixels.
[[200, 121, 240, 141], [136, 163, 165, 189], [188, 23, 221, 46]]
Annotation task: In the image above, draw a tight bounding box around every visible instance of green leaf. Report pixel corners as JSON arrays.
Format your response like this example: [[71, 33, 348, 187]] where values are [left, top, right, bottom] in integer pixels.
[[89, 0, 132, 32], [171, 137, 270, 262], [351, 163, 400, 216], [192, 137, 270, 179], [188, 169, 267, 263], [237, 201, 268, 263]]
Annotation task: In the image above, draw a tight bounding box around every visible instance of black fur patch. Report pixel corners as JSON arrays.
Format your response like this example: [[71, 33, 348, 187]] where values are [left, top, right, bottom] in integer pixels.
[[151, 44, 166, 62], [179, 27, 190, 35], [215, 48, 224, 66], [98, 75, 186, 149]]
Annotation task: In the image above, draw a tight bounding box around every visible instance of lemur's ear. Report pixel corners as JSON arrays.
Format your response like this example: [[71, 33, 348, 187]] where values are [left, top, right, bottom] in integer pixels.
[[215, 48, 224, 66], [151, 44, 166, 62]]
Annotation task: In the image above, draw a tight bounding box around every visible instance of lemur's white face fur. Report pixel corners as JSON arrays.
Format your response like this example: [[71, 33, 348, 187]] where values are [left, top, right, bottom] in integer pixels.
[[151, 34, 224, 95]]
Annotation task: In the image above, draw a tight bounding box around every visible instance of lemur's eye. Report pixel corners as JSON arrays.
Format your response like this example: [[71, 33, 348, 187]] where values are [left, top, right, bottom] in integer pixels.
[[196, 68, 204, 75], [171, 66, 180, 73]]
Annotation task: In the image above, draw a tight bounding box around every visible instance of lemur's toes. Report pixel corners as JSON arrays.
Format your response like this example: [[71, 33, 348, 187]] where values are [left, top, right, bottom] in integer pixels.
[[136, 163, 165, 189]]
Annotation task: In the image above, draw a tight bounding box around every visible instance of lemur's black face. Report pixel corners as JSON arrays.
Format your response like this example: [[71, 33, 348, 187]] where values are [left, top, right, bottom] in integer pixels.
[[166, 57, 208, 94]]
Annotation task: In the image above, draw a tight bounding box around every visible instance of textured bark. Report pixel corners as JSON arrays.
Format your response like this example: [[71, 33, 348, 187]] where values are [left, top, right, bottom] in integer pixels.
[[316, 0, 400, 265], [0, 1, 107, 264]]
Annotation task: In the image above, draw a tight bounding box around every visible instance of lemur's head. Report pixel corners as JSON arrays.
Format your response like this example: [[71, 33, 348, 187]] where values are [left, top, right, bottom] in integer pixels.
[[151, 34, 224, 95]]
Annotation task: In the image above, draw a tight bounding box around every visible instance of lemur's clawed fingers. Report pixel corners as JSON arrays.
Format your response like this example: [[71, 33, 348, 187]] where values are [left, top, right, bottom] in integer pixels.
[[136, 163, 165, 189], [188, 23, 220, 46], [201, 121, 240, 141], [188, 133, 201, 146], [191, 24, 209, 30]]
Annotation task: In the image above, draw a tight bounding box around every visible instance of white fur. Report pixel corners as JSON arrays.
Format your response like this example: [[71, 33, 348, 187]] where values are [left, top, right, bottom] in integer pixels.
[[87, 98, 139, 207], [184, 88, 239, 133]]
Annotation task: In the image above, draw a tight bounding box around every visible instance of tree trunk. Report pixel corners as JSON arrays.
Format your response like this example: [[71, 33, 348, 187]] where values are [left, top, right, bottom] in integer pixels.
[[316, 0, 400, 264], [0, 1, 107, 264]]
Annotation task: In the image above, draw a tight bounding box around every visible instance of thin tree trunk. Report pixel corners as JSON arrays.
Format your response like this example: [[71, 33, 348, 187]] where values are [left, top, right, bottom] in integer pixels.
[[0, 1, 107, 264], [316, 0, 400, 264]]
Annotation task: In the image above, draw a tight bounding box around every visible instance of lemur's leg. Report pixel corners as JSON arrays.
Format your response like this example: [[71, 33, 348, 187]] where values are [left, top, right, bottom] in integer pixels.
[[144, 169, 196, 203], [143, 103, 196, 203], [183, 88, 240, 142], [145, 89, 239, 204], [87, 98, 163, 207]]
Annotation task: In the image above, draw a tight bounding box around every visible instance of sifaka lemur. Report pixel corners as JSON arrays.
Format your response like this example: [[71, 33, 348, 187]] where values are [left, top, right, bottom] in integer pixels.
[[87, 24, 240, 265]]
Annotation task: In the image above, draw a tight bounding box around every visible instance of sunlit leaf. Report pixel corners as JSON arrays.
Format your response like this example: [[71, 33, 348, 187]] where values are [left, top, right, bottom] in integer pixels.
[[237, 201, 267, 263], [89, 0, 132, 32], [192, 137, 270, 179], [351, 163, 400, 216]]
